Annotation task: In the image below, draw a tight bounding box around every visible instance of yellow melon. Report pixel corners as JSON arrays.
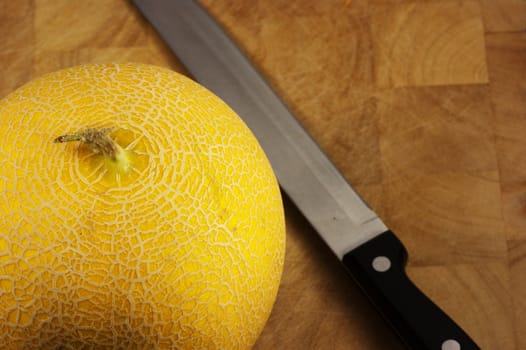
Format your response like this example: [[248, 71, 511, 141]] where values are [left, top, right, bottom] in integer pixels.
[[0, 63, 285, 349]]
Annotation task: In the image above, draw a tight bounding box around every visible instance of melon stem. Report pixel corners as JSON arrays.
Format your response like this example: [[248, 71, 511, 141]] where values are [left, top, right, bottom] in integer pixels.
[[54, 127, 130, 170]]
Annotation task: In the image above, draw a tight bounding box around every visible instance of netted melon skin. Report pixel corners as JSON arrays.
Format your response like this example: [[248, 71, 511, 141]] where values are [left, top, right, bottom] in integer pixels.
[[0, 63, 285, 349]]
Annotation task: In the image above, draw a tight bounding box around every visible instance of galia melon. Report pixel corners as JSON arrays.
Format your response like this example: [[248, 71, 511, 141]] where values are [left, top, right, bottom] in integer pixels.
[[0, 63, 285, 349]]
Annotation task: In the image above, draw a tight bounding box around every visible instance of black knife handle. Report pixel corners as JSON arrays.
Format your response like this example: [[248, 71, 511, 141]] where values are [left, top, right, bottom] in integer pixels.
[[342, 231, 480, 350]]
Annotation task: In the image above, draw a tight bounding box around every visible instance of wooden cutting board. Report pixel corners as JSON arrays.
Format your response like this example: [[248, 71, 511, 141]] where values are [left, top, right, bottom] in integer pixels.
[[1, 1, 525, 349]]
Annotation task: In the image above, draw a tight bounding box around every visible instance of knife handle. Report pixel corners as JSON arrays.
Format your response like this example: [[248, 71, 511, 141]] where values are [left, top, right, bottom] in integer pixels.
[[342, 231, 480, 350]]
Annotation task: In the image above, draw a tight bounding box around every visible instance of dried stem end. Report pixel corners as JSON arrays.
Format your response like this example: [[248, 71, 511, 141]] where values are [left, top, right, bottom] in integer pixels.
[[54, 127, 132, 174]]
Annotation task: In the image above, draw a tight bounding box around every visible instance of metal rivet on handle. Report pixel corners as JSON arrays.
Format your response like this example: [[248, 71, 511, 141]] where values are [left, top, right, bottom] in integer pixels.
[[372, 256, 391, 272], [442, 339, 461, 350]]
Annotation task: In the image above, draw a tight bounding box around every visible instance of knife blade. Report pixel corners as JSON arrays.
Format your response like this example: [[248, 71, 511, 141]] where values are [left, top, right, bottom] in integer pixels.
[[132, 1, 481, 349]]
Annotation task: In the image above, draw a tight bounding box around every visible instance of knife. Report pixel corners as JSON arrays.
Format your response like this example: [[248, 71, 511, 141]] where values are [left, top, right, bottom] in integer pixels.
[[132, 1, 480, 349]]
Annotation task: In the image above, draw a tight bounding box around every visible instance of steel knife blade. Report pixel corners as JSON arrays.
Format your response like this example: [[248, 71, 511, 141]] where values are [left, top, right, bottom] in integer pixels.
[[132, 1, 480, 349]]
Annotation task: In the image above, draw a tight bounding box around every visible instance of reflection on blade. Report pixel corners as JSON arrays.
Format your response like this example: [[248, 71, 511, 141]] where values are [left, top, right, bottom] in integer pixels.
[[132, 0, 387, 257]]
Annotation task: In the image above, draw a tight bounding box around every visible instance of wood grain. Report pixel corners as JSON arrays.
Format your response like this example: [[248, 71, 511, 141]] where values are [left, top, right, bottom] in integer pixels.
[[480, 0, 526, 32], [1, 0, 525, 349], [370, 0, 488, 87]]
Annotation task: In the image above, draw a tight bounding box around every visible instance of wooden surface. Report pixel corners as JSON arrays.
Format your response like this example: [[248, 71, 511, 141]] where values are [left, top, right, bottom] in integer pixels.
[[1, 0, 526, 349]]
